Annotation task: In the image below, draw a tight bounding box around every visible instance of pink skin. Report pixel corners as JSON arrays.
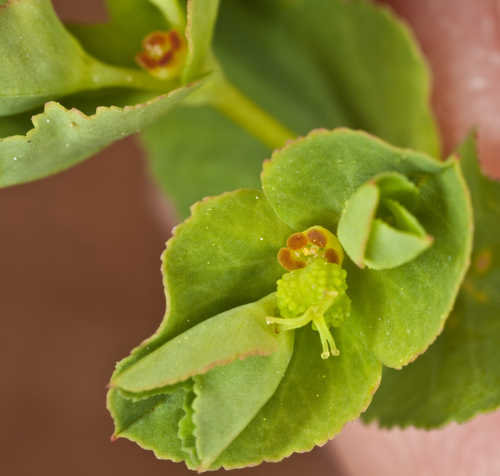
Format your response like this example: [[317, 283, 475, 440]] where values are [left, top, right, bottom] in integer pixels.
[[332, 1, 500, 475]]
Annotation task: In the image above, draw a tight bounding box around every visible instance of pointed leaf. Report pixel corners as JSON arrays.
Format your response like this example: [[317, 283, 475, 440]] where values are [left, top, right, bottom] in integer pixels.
[[383, 198, 427, 236], [193, 329, 294, 469], [364, 219, 432, 270], [338, 171, 431, 269], [376, 172, 420, 204], [337, 182, 379, 267], [107, 387, 187, 462], [111, 294, 282, 394], [182, 0, 220, 83]]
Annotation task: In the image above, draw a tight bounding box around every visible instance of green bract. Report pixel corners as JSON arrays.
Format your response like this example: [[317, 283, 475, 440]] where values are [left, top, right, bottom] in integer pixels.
[[338, 172, 433, 269], [364, 134, 500, 428], [108, 129, 472, 470]]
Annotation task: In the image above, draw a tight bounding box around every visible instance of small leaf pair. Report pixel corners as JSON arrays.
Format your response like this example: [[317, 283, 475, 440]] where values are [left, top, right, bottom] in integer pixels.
[[338, 171, 432, 269]]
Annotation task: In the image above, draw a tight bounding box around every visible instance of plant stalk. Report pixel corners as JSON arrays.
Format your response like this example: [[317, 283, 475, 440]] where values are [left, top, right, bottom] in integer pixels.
[[208, 78, 296, 150]]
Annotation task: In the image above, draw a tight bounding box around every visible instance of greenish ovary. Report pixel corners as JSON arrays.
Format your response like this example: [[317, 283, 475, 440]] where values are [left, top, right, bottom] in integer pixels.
[[269, 258, 351, 358]]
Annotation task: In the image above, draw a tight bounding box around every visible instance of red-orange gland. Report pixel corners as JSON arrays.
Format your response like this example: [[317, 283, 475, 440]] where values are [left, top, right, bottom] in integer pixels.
[[136, 30, 187, 79], [278, 226, 344, 271]]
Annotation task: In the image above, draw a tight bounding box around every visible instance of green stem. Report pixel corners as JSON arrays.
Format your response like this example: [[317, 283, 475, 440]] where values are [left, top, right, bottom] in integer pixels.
[[86, 60, 178, 93], [208, 78, 296, 150]]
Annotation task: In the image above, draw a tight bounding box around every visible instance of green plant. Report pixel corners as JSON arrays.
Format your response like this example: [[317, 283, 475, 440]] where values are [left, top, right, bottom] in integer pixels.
[[1, 0, 499, 472]]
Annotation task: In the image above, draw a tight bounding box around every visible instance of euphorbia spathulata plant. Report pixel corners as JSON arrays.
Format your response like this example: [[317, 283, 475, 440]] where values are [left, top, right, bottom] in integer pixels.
[[1, 0, 499, 471]]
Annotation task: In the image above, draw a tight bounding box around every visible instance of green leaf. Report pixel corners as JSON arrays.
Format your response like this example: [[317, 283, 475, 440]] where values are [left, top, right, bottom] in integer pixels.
[[141, 0, 439, 217], [262, 129, 472, 368], [113, 189, 293, 377], [111, 293, 283, 394], [364, 219, 432, 270], [141, 105, 268, 217], [182, 0, 220, 83], [178, 384, 199, 468], [338, 172, 432, 270], [214, 313, 381, 469], [0, 84, 199, 187], [363, 134, 500, 427], [193, 329, 294, 470], [337, 181, 379, 268], [108, 387, 187, 462], [276, 0, 439, 155]]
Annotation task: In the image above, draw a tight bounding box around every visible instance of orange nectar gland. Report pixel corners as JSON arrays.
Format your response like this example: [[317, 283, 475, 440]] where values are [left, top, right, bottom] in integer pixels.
[[136, 30, 187, 79], [278, 225, 344, 271], [268, 227, 351, 359]]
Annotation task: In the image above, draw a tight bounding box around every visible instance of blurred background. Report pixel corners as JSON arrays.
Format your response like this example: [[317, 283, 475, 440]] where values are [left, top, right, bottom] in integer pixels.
[[2, 1, 500, 475]]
